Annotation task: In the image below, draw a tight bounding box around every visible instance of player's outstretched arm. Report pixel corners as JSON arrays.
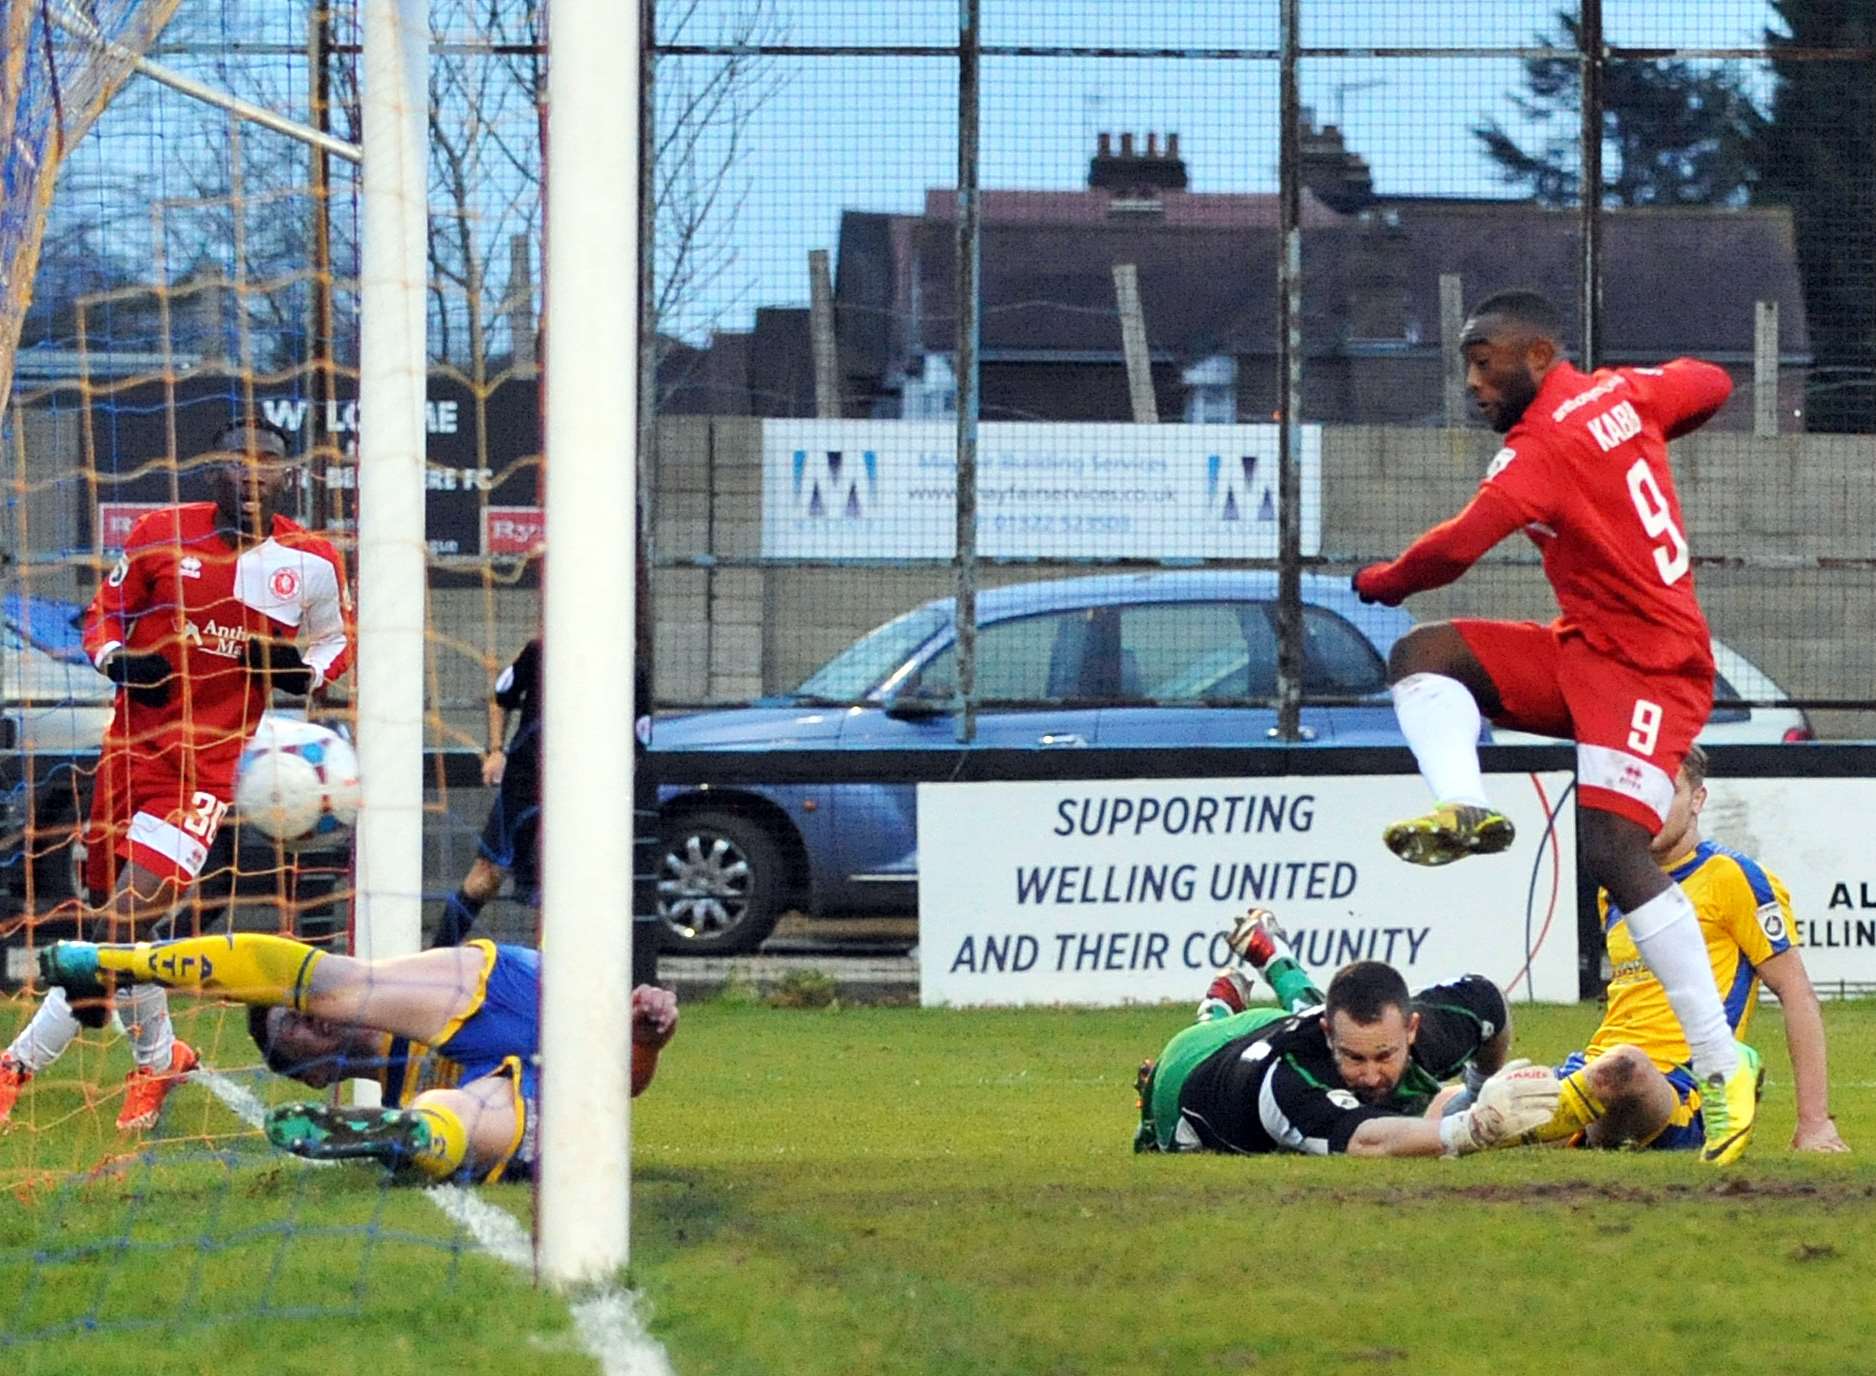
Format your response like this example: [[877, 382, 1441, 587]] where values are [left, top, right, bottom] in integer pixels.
[[1347, 1059, 1560, 1158], [1756, 949, 1849, 1153], [1353, 488, 1524, 607]]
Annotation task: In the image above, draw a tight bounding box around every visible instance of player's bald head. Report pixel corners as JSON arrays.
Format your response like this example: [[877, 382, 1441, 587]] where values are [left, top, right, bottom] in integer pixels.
[[1461, 290, 1563, 350]]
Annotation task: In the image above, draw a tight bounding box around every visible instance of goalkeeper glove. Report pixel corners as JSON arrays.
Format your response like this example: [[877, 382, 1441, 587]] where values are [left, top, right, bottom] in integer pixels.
[[103, 649, 172, 708], [1438, 1058, 1560, 1156], [246, 636, 316, 697]]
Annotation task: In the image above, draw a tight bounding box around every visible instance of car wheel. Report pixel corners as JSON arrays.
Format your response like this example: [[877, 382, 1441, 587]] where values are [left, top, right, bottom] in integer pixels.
[[656, 809, 786, 956]]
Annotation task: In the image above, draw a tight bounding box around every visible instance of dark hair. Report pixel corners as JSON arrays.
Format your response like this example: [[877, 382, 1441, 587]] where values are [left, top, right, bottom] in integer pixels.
[[246, 1004, 300, 1076], [247, 1003, 275, 1059], [1465, 289, 1562, 341], [208, 417, 294, 460], [1324, 960, 1412, 1025], [1681, 742, 1710, 789]]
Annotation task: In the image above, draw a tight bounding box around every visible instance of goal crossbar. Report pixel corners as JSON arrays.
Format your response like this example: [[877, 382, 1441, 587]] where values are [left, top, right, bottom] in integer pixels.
[[47, 0, 361, 162]]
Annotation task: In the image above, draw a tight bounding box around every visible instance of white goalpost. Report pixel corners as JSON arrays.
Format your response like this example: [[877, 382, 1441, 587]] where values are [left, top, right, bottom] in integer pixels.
[[537, 0, 639, 1284], [352, 0, 429, 986], [19, 0, 632, 1290]]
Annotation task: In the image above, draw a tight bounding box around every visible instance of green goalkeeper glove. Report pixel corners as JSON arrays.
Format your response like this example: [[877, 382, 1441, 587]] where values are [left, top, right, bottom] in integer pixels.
[[1439, 1058, 1560, 1156]]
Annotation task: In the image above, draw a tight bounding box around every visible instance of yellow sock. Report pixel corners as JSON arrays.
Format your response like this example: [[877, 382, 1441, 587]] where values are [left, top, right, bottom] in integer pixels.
[[407, 1103, 470, 1182], [98, 934, 326, 1010], [1518, 1067, 1605, 1146]]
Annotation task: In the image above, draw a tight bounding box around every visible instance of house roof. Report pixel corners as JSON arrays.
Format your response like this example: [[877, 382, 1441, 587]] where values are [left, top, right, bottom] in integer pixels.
[[836, 193, 1811, 387]]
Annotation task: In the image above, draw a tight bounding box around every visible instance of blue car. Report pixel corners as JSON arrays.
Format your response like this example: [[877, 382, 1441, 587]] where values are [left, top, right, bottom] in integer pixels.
[[650, 570, 1420, 954]]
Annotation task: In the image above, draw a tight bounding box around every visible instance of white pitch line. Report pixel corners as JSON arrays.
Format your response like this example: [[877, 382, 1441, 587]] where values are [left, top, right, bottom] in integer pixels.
[[194, 1065, 674, 1376], [425, 1185, 677, 1376]]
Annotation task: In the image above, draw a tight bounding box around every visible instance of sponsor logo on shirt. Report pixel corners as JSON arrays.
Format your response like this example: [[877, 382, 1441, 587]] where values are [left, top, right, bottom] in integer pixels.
[[187, 617, 252, 659], [1608, 956, 1647, 984], [1549, 372, 1629, 422], [1326, 1089, 1360, 1110], [179, 557, 203, 580]]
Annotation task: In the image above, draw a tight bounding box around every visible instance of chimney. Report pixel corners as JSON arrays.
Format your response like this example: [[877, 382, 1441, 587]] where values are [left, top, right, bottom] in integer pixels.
[[1297, 112, 1373, 213], [1087, 129, 1190, 197]]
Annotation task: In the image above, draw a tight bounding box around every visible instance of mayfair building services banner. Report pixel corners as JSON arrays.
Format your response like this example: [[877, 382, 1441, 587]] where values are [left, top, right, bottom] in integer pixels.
[[1700, 776, 1876, 992], [917, 772, 1577, 1007], [762, 420, 1322, 560]]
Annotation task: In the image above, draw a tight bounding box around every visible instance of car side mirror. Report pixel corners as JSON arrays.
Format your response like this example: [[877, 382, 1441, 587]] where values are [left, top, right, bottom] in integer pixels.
[[883, 683, 948, 720]]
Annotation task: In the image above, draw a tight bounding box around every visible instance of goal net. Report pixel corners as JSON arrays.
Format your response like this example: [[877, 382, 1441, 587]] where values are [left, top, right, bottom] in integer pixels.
[[0, 0, 657, 1357]]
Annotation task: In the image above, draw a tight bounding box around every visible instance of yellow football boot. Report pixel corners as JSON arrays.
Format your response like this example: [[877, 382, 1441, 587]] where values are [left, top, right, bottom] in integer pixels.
[[1382, 802, 1515, 867], [1698, 1042, 1765, 1166]]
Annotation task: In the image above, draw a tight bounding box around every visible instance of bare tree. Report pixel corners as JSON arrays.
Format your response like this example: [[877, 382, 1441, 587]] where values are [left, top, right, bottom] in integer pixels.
[[648, 0, 790, 397], [28, 0, 788, 396]]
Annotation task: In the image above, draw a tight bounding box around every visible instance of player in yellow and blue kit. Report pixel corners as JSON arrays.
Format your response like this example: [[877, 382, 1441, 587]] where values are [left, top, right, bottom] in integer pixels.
[[38, 933, 679, 1182], [1522, 744, 1847, 1156]]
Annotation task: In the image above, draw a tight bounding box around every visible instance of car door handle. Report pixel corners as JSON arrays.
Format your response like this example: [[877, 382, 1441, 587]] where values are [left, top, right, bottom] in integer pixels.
[[1266, 725, 1317, 742], [1038, 732, 1087, 748]]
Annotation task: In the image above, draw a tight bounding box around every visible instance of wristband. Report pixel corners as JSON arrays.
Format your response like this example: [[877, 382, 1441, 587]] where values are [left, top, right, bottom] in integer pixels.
[[1439, 1111, 1479, 1158]]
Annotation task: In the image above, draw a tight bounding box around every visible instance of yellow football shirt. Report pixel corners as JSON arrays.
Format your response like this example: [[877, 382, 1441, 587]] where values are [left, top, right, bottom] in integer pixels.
[[1590, 840, 1796, 1070]]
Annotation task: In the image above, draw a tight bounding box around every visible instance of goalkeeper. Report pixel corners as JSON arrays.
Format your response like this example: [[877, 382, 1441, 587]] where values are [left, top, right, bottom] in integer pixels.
[[38, 933, 676, 1183], [1136, 911, 1557, 1158]]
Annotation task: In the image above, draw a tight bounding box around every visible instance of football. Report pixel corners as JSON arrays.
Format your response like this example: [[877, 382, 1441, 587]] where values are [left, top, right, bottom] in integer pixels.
[[234, 715, 363, 848]]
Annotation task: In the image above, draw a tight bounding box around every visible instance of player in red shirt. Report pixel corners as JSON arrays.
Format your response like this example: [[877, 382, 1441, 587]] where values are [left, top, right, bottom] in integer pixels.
[[1352, 290, 1760, 1164], [0, 419, 354, 1131]]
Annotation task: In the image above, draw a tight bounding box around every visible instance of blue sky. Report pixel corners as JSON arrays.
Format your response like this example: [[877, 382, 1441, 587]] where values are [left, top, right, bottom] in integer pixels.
[[662, 0, 1784, 341]]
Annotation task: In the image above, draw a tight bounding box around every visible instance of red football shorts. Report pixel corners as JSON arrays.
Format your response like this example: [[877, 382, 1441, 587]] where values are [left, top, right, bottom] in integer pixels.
[[1454, 618, 1713, 833], [84, 749, 230, 896]]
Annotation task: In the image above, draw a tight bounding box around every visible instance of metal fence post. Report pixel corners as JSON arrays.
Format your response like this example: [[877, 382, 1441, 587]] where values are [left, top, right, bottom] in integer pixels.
[[1578, 0, 1603, 368], [953, 0, 981, 745], [1275, 0, 1304, 742]]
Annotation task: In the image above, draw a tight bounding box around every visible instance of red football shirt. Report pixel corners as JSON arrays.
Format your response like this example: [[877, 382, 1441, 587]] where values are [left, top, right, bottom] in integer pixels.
[[83, 505, 355, 794], [1360, 359, 1731, 674]]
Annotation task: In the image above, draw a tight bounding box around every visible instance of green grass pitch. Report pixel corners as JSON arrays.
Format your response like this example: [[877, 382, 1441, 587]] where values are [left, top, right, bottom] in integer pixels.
[[3, 993, 1874, 1375]]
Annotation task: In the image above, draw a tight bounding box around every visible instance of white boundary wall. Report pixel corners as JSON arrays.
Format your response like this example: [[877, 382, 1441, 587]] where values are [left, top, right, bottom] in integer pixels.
[[919, 771, 1578, 1005]]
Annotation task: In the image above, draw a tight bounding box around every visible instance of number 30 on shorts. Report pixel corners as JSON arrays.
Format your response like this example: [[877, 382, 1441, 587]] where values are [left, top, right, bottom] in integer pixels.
[[1627, 700, 1664, 756], [180, 791, 229, 841]]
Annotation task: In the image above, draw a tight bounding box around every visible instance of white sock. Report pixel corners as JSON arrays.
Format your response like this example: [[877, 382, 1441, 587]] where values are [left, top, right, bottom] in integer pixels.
[[123, 982, 176, 1070], [6, 987, 82, 1074], [1391, 673, 1489, 806], [1623, 884, 1738, 1082]]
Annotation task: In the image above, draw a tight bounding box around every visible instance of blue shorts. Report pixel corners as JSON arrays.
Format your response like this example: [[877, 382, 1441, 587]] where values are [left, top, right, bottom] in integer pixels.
[[1557, 1050, 1704, 1151], [433, 941, 541, 1179]]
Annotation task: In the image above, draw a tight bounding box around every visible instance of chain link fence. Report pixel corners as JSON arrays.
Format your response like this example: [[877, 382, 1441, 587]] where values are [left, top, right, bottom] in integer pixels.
[[1, 2, 1871, 745], [647, 0, 1874, 741]]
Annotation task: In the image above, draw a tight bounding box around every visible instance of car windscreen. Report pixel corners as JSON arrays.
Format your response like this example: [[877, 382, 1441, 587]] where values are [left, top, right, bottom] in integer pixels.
[[793, 605, 950, 701]]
